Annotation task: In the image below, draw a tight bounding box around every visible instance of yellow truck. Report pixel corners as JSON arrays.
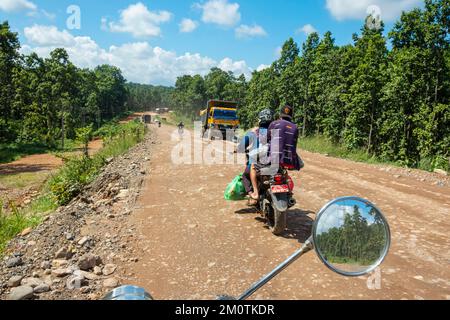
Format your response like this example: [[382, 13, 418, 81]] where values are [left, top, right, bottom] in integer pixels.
[[200, 100, 240, 140]]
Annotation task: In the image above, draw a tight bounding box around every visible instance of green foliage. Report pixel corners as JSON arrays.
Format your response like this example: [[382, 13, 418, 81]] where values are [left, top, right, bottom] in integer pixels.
[[316, 206, 387, 266], [48, 121, 145, 205], [126, 83, 173, 112], [0, 22, 130, 147], [0, 200, 41, 254], [75, 124, 94, 157]]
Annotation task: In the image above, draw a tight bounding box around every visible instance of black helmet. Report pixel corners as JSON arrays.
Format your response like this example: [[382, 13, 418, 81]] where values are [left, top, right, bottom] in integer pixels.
[[258, 109, 273, 126], [280, 105, 293, 120]]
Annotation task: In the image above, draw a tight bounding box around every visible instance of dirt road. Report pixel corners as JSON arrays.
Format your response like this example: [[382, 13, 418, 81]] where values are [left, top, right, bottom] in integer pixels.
[[122, 125, 449, 300]]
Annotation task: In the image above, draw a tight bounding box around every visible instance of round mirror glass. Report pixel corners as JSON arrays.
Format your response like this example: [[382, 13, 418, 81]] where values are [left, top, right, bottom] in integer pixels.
[[313, 197, 391, 276]]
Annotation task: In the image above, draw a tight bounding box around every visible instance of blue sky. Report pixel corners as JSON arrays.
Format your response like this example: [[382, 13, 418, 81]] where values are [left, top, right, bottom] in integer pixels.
[[0, 0, 423, 85]]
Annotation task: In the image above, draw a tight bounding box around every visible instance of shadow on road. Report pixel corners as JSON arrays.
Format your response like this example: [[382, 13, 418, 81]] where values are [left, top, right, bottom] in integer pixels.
[[282, 209, 315, 243], [235, 205, 315, 244]]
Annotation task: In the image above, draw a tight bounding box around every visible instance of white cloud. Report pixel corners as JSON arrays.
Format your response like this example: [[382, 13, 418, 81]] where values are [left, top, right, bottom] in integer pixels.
[[235, 24, 267, 39], [297, 24, 318, 36], [179, 18, 199, 33], [196, 0, 241, 27], [22, 25, 252, 86], [325, 0, 421, 21], [24, 25, 75, 47], [218, 57, 251, 78], [106, 2, 172, 38], [256, 64, 270, 72], [0, 0, 36, 12]]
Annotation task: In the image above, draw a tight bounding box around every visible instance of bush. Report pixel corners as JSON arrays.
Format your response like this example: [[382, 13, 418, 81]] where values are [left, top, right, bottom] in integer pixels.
[[48, 120, 145, 205], [0, 200, 41, 253]]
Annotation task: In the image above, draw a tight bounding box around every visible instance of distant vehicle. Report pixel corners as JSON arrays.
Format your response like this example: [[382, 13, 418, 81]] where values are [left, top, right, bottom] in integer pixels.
[[142, 114, 152, 124], [200, 100, 240, 140], [156, 108, 170, 114]]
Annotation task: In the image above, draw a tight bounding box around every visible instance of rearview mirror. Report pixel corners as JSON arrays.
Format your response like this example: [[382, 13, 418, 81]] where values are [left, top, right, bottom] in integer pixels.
[[313, 197, 391, 277]]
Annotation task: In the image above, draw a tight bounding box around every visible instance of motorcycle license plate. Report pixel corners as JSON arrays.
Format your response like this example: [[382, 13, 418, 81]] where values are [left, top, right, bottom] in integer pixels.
[[271, 185, 290, 193]]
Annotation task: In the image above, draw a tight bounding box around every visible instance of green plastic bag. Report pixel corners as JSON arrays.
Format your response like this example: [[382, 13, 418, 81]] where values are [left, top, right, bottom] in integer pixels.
[[224, 174, 247, 201]]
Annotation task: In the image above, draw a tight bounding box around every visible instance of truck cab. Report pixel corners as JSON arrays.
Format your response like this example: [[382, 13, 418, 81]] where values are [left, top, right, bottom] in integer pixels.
[[200, 100, 240, 140]]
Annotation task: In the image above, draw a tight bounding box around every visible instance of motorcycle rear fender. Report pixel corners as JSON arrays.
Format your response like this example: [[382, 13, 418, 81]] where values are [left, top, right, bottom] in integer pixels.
[[270, 192, 288, 212]]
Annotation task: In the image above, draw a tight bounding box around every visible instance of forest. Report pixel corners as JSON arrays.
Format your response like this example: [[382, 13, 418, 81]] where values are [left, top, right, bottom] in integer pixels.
[[1, 0, 448, 171], [315, 206, 387, 266], [169, 0, 450, 170], [0, 22, 128, 150]]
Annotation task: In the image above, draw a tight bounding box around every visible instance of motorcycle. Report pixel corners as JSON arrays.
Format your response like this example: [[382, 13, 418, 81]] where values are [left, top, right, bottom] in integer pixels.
[[255, 166, 296, 236], [104, 196, 391, 300]]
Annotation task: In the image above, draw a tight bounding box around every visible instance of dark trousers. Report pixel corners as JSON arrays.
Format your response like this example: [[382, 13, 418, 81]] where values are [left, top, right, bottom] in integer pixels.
[[242, 165, 253, 194]]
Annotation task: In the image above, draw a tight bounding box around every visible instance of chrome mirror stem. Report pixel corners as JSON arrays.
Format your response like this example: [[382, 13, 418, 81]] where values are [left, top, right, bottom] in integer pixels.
[[238, 237, 314, 301]]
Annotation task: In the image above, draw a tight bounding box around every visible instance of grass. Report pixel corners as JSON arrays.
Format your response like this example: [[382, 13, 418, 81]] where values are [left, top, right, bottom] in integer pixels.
[[159, 113, 195, 129], [0, 119, 146, 255], [0, 143, 49, 164], [47, 119, 146, 206], [0, 200, 43, 254], [299, 135, 449, 172], [0, 139, 79, 164], [299, 135, 397, 166], [0, 172, 50, 189]]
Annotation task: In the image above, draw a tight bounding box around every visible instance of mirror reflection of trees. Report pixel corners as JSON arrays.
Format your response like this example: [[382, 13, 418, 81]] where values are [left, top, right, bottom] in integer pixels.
[[316, 205, 386, 266]]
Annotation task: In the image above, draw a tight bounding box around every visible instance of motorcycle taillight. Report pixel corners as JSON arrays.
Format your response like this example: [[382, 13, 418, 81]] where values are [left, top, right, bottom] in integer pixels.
[[273, 174, 284, 185], [288, 176, 295, 191]]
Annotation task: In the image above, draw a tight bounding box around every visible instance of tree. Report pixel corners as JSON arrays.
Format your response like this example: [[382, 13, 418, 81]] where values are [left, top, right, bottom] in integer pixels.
[[0, 22, 20, 142], [344, 23, 388, 153]]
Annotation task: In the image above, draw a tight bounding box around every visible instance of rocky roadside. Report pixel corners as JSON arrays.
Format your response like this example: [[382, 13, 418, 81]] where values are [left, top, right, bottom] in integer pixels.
[[0, 129, 157, 300]]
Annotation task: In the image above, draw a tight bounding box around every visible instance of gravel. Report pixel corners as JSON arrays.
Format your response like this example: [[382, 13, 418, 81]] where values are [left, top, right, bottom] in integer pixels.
[[0, 131, 155, 300]]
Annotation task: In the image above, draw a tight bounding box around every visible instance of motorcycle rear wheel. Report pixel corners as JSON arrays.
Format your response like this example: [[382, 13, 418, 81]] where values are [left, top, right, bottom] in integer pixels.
[[270, 208, 287, 236]]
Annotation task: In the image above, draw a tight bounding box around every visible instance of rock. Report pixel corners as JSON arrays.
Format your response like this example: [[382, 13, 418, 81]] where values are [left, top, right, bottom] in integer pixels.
[[52, 268, 73, 278], [434, 169, 448, 176], [7, 286, 34, 300], [34, 284, 50, 294], [65, 233, 75, 241], [78, 236, 91, 246], [27, 241, 36, 246], [80, 286, 91, 294], [66, 275, 87, 290], [106, 157, 114, 164], [6, 257, 23, 268], [21, 277, 43, 288], [394, 174, 402, 179], [93, 266, 102, 276], [140, 170, 146, 175], [20, 227, 32, 236], [73, 270, 99, 281], [78, 253, 102, 271], [115, 189, 129, 200], [7, 275, 23, 288], [52, 259, 69, 268], [102, 264, 117, 276], [41, 261, 51, 270], [103, 278, 119, 289], [55, 247, 72, 259]]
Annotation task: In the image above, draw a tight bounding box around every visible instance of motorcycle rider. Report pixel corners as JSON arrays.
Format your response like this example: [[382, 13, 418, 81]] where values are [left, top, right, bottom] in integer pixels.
[[235, 109, 274, 204], [248, 105, 304, 202]]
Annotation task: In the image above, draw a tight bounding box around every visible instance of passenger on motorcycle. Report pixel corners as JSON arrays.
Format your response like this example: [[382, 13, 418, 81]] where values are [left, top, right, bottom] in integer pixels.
[[235, 109, 274, 204], [248, 105, 304, 203]]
